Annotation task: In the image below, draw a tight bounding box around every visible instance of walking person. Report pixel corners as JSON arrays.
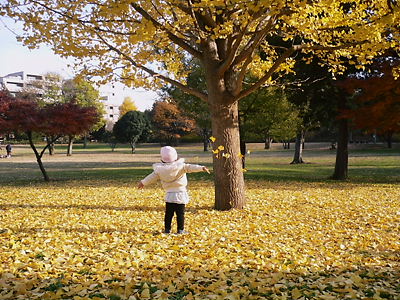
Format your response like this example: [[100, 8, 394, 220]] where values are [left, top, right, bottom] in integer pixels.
[[5, 144, 12, 158], [138, 146, 210, 234]]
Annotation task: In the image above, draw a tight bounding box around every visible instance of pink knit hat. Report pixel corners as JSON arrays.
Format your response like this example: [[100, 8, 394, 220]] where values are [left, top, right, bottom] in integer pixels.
[[160, 146, 178, 163]]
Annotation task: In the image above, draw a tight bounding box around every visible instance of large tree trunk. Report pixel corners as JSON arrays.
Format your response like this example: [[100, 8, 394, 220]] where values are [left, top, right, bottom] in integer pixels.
[[27, 132, 50, 181], [210, 100, 246, 210], [67, 135, 74, 156], [332, 96, 349, 180], [291, 130, 305, 164], [203, 43, 245, 210]]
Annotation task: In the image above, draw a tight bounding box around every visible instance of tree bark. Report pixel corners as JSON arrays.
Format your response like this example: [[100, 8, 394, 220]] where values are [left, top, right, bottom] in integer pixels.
[[67, 136, 74, 156], [28, 132, 50, 181], [332, 96, 349, 180], [203, 138, 209, 152], [202, 128, 210, 152], [386, 132, 393, 148], [264, 136, 273, 149], [46, 137, 55, 155], [130, 142, 136, 154], [210, 100, 246, 210], [291, 130, 305, 164]]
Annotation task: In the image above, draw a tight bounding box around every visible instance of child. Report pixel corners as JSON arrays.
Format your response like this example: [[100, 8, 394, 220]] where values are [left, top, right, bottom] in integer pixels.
[[138, 146, 210, 234]]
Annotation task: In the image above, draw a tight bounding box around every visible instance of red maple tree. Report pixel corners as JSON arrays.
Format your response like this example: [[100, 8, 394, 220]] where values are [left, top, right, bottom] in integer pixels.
[[340, 61, 400, 148], [150, 101, 195, 145], [0, 91, 99, 181]]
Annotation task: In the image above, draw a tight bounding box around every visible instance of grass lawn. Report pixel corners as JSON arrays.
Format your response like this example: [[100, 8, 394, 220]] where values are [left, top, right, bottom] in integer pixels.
[[0, 142, 399, 299]]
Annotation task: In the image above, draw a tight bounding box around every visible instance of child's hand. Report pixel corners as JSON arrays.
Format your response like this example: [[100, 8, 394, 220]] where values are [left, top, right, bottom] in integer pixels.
[[203, 167, 210, 174], [137, 181, 144, 189]]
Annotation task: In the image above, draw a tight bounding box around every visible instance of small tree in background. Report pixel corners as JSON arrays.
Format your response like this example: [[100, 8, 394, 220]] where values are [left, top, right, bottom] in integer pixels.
[[63, 77, 105, 153], [20, 72, 64, 155], [113, 110, 151, 153], [150, 101, 195, 146], [0, 92, 99, 181], [119, 96, 138, 118], [163, 64, 212, 151], [92, 125, 117, 151]]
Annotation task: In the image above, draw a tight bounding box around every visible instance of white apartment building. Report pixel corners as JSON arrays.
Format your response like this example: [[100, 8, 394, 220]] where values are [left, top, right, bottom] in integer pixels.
[[1, 71, 120, 129], [100, 96, 120, 131], [0, 71, 49, 95]]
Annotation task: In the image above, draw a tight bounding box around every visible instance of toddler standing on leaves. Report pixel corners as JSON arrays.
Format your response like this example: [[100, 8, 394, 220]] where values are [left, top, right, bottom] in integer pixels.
[[138, 146, 210, 234]]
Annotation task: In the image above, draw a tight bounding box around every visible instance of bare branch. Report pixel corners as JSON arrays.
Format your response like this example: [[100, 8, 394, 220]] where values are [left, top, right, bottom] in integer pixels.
[[233, 15, 275, 66], [94, 33, 208, 102], [130, 2, 202, 59]]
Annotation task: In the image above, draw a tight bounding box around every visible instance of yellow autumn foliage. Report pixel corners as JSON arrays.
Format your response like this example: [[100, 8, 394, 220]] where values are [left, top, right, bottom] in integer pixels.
[[0, 181, 399, 299]]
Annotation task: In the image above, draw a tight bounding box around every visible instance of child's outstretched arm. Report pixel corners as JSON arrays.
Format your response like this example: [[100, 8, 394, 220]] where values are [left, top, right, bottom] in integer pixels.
[[138, 172, 159, 189], [202, 166, 210, 174]]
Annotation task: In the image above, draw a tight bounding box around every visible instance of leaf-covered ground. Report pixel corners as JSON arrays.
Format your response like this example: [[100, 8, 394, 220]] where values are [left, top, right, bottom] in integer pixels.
[[0, 181, 399, 300]]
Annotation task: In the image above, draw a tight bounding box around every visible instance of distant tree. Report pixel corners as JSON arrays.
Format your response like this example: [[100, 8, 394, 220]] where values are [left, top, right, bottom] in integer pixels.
[[62, 77, 105, 153], [91, 125, 117, 151], [340, 60, 400, 148], [0, 92, 99, 181], [150, 101, 195, 146], [119, 96, 138, 117], [113, 110, 151, 153], [240, 87, 300, 149], [164, 65, 211, 151], [238, 85, 300, 167], [21, 72, 64, 155]]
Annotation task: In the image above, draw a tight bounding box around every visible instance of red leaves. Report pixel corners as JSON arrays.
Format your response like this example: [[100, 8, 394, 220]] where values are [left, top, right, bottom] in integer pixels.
[[151, 101, 196, 141], [40, 102, 99, 136], [0, 93, 99, 137], [339, 62, 400, 135]]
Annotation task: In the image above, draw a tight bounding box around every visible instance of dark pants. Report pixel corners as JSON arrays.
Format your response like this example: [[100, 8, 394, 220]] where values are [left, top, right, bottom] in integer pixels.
[[164, 202, 185, 232]]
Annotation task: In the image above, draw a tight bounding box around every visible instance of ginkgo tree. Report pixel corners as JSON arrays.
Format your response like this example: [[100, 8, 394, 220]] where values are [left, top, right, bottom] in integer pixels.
[[1, 0, 399, 209], [119, 96, 138, 117]]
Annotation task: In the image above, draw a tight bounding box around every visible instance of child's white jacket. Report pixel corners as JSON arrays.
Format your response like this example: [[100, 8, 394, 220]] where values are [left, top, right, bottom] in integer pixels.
[[140, 158, 204, 192]]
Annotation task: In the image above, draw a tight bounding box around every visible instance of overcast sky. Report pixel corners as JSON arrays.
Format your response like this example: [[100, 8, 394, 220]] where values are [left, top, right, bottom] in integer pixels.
[[0, 18, 157, 111]]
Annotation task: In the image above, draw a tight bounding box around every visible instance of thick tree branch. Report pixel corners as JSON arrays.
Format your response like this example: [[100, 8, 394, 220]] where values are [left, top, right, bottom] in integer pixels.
[[236, 41, 366, 102], [130, 3, 202, 59], [95, 34, 208, 102], [236, 47, 295, 102], [233, 15, 275, 66]]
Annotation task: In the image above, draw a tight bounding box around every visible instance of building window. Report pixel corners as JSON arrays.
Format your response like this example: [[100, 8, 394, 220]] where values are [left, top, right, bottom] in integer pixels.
[[110, 114, 113, 118], [8, 82, 24, 87], [27, 74, 43, 81]]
